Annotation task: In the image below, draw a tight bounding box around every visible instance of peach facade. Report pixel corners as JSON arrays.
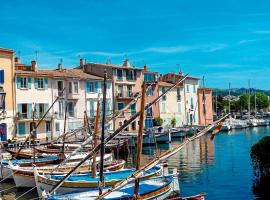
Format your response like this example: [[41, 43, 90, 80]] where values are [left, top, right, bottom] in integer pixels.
[[197, 87, 213, 125], [0, 48, 15, 140]]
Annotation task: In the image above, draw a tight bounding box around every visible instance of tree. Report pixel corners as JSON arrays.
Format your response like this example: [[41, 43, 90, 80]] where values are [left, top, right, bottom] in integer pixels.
[[153, 117, 163, 126], [171, 118, 176, 128], [238, 93, 249, 110], [251, 92, 270, 111], [250, 136, 270, 198]]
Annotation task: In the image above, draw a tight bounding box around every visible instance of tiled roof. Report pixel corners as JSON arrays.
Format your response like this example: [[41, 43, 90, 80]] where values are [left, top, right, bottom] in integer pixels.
[[0, 47, 14, 53], [15, 68, 103, 80], [83, 62, 144, 70], [158, 81, 174, 87]]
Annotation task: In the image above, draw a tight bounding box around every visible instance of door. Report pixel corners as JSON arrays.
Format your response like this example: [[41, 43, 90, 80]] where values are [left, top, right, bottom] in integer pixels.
[[57, 81, 64, 96]]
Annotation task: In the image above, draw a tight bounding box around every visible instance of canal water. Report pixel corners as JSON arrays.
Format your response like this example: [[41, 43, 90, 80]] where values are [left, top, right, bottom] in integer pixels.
[[142, 126, 270, 200], [0, 126, 269, 199]]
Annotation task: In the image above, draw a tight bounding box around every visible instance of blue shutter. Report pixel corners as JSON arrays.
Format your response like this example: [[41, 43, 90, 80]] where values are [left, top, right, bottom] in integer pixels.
[[0, 70, 4, 84], [45, 78, 48, 89], [34, 78, 38, 89], [28, 104, 32, 119], [17, 77, 21, 89], [94, 82, 99, 92], [45, 103, 49, 112], [86, 81, 90, 93], [18, 104, 22, 113], [28, 77, 31, 89], [18, 122, 25, 135]]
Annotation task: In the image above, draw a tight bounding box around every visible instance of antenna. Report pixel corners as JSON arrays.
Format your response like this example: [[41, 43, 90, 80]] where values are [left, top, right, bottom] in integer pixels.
[[34, 50, 39, 62], [106, 57, 111, 65], [177, 64, 182, 74], [60, 58, 63, 65]]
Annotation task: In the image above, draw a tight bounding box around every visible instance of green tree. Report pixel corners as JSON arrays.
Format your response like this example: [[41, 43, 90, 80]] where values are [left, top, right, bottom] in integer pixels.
[[251, 92, 270, 111], [238, 93, 249, 110], [153, 117, 163, 126], [171, 118, 176, 128]]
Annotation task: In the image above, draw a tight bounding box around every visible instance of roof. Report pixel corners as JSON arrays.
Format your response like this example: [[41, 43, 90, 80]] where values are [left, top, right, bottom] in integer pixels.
[[165, 73, 200, 80], [198, 87, 212, 91], [0, 47, 14, 54], [83, 62, 144, 71], [158, 81, 174, 87], [15, 68, 103, 80]]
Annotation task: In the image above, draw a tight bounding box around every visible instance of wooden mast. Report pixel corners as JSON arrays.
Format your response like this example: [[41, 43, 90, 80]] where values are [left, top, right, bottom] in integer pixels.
[[61, 104, 68, 157], [32, 103, 36, 163], [99, 71, 107, 195], [134, 83, 146, 199], [92, 94, 100, 178]]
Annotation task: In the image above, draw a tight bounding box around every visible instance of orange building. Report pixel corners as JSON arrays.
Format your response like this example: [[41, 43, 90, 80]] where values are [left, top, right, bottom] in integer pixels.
[[197, 87, 213, 125]]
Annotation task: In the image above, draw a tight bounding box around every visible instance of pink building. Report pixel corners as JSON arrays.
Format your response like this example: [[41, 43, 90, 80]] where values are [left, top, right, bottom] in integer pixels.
[[197, 87, 213, 125]]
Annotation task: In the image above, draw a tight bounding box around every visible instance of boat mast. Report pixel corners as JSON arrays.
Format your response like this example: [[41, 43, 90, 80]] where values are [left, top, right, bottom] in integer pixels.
[[32, 103, 36, 163], [228, 82, 231, 114], [254, 91, 257, 116], [92, 94, 100, 178], [134, 83, 146, 198], [215, 94, 218, 116], [248, 80, 251, 120], [99, 71, 107, 195], [61, 103, 68, 155], [202, 76, 206, 126]]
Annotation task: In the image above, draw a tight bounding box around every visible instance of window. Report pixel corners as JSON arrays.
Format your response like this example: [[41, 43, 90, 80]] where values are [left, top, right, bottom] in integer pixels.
[[144, 73, 156, 82], [190, 97, 194, 110], [35, 103, 48, 118], [18, 103, 32, 119], [18, 122, 25, 136], [69, 82, 73, 94], [146, 106, 153, 117], [73, 82, 79, 94], [161, 102, 166, 113], [30, 122, 36, 135], [67, 102, 75, 117], [57, 81, 64, 96], [131, 121, 136, 130], [193, 84, 196, 93], [130, 103, 136, 116], [177, 88, 181, 101], [146, 87, 154, 96], [21, 77, 27, 89], [55, 122, 60, 132], [162, 87, 166, 101], [127, 85, 132, 97], [117, 69, 123, 80], [86, 81, 94, 93], [58, 101, 64, 119], [118, 85, 123, 97], [126, 70, 136, 81], [37, 78, 44, 89], [46, 122, 51, 133], [117, 102, 124, 110], [0, 70, 4, 84], [186, 84, 190, 93]]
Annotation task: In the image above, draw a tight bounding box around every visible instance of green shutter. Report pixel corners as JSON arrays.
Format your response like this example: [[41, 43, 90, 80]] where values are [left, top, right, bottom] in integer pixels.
[[45, 103, 49, 112], [86, 81, 90, 93], [28, 104, 32, 119], [34, 78, 38, 89], [17, 77, 21, 89], [45, 78, 48, 89], [28, 77, 31, 89]]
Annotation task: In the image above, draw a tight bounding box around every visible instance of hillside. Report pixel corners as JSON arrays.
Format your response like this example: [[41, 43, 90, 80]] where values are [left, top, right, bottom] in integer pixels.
[[212, 88, 270, 96]]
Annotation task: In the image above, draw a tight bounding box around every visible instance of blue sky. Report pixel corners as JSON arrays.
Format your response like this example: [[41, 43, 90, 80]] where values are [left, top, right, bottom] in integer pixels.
[[1, 0, 270, 89]]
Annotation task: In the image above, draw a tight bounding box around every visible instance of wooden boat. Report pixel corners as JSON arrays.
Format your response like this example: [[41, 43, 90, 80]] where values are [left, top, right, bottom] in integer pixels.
[[168, 193, 206, 200], [10, 159, 125, 188], [34, 147, 73, 154], [34, 165, 162, 196], [5, 148, 46, 159], [0, 153, 112, 180], [43, 176, 173, 200], [155, 132, 172, 143]]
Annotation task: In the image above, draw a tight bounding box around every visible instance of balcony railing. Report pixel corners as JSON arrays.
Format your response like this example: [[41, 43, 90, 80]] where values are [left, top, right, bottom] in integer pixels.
[[18, 112, 52, 120], [117, 91, 134, 98]]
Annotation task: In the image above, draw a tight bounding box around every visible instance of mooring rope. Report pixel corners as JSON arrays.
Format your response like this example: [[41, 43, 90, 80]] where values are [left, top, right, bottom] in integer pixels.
[[15, 186, 37, 200], [0, 173, 13, 182]]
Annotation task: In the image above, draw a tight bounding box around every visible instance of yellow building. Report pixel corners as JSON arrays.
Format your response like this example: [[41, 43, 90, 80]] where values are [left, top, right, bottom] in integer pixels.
[[0, 48, 15, 141]]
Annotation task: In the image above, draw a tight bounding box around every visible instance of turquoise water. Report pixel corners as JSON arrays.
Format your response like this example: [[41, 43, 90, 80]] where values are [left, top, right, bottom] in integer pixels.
[[143, 126, 270, 200]]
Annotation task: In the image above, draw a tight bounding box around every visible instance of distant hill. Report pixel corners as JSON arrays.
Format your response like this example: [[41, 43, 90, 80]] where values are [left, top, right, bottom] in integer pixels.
[[212, 88, 270, 96]]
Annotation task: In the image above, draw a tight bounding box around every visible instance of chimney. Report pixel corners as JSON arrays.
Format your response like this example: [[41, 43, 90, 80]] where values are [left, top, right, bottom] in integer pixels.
[[123, 59, 131, 67], [144, 65, 147, 70], [15, 57, 20, 64], [58, 63, 62, 70], [31, 60, 37, 71], [80, 58, 85, 67]]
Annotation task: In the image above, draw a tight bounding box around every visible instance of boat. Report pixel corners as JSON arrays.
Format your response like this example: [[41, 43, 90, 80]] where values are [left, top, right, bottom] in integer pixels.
[[44, 176, 174, 200], [0, 153, 112, 180], [221, 121, 232, 131], [170, 128, 188, 138], [155, 132, 172, 143], [168, 193, 206, 200], [5, 148, 47, 159], [10, 159, 125, 188], [34, 165, 162, 196]]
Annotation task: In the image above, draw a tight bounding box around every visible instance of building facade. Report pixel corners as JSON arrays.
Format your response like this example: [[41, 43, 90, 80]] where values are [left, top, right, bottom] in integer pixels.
[[0, 48, 15, 141], [197, 87, 213, 125], [14, 59, 112, 140]]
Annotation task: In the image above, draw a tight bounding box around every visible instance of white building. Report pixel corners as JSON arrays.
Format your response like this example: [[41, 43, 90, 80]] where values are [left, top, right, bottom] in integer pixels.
[[14, 60, 113, 140]]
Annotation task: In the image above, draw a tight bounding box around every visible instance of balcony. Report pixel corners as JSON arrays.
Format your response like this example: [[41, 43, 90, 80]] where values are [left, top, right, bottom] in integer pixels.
[[17, 112, 52, 121], [67, 93, 80, 100], [116, 91, 135, 99]]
